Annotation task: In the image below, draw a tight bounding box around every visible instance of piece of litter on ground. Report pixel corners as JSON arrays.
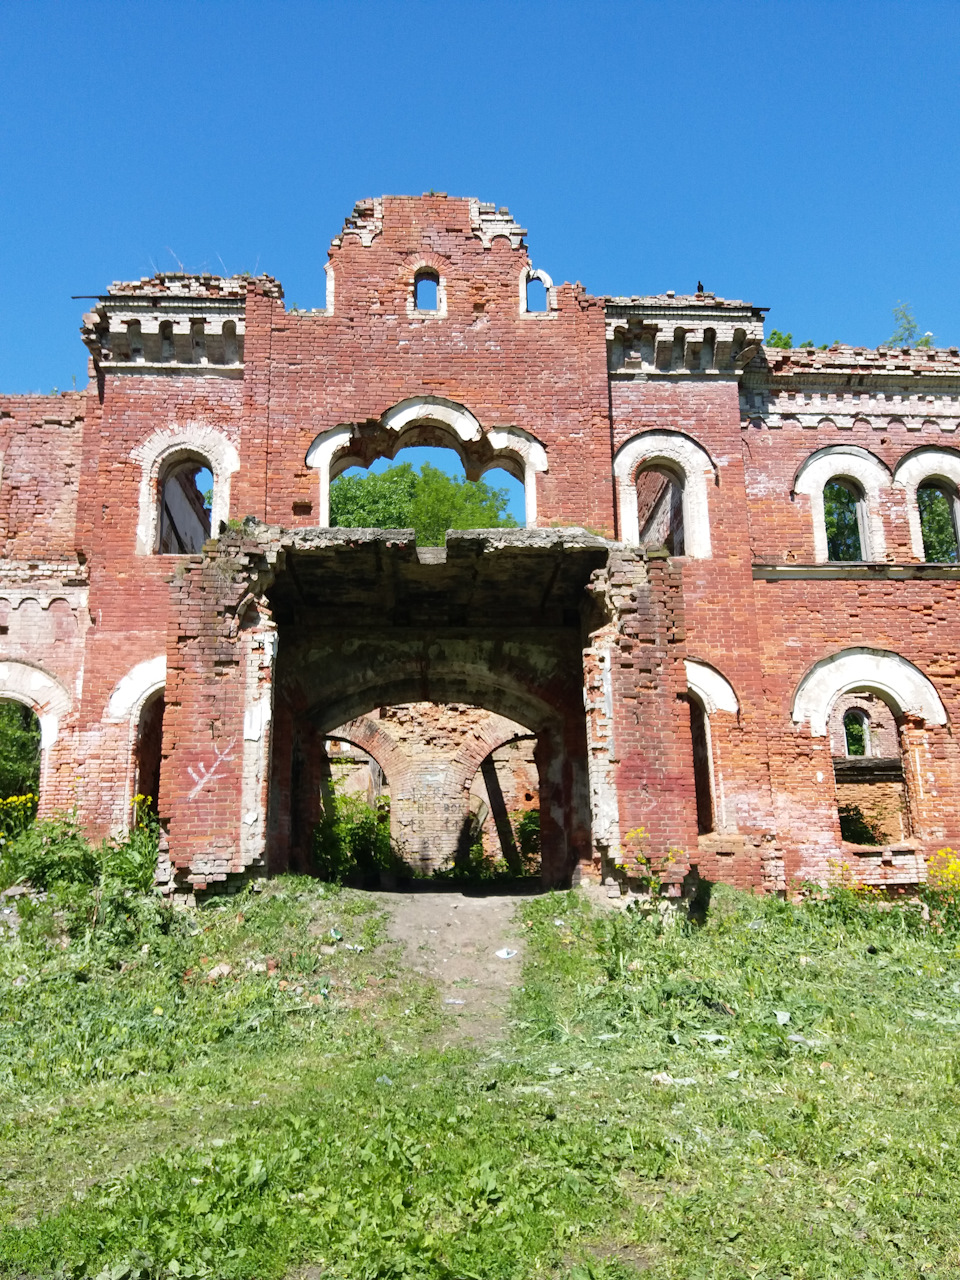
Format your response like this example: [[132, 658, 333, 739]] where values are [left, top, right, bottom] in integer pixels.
[[444, 998, 466, 1005], [553, 919, 565, 927], [651, 1072, 697, 1087], [495, 948, 518, 959], [329, 928, 342, 941], [344, 943, 364, 952], [775, 1010, 791, 1025], [748, 919, 764, 931], [788, 1033, 824, 1048], [375, 1075, 393, 1085], [597, 1032, 619, 1041], [725, 1069, 741, 1080]]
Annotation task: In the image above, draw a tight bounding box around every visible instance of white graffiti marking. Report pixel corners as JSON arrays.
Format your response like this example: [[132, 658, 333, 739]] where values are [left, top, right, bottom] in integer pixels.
[[187, 739, 236, 801]]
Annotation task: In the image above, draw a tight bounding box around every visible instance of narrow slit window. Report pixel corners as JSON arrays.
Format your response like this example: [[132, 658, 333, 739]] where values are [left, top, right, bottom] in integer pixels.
[[843, 709, 868, 757], [824, 478, 864, 561], [684, 695, 714, 835], [414, 272, 438, 312], [525, 276, 547, 312], [917, 481, 960, 562]]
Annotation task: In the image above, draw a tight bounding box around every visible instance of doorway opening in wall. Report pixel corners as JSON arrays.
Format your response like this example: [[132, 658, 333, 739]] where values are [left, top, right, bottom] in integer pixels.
[[829, 690, 909, 845], [0, 699, 40, 835], [330, 445, 524, 544], [134, 691, 165, 817], [288, 703, 543, 889]]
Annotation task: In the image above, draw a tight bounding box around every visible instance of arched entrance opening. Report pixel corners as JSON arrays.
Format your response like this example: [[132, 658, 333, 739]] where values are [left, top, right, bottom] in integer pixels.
[[0, 698, 41, 800], [263, 531, 605, 887], [134, 690, 165, 815]]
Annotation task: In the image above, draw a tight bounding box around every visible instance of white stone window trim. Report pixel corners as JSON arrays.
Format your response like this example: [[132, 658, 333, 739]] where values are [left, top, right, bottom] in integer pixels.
[[893, 447, 960, 561], [106, 655, 166, 723], [518, 266, 557, 315], [406, 264, 448, 319], [131, 425, 241, 555], [613, 431, 716, 558], [0, 659, 71, 750], [792, 647, 947, 737], [306, 397, 548, 528], [685, 659, 739, 715], [793, 446, 890, 563]]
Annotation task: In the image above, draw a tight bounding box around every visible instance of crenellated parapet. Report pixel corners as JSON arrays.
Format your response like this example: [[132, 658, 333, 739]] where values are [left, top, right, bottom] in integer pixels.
[[80, 272, 282, 374], [605, 292, 767, 376]]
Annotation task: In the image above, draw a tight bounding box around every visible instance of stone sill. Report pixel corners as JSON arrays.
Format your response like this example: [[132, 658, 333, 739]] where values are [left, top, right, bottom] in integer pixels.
[[753, 563, 960, 581], [841, 840, 920, 861], [100, 361, 244, 377]]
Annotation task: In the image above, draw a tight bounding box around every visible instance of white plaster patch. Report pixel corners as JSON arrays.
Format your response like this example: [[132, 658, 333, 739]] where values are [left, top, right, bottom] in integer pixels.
[[793, 648, 947, 736], [106, 655, 166, 721], [685, 660, 739, 715], [613, 431, 716, 558], [243, 699, 271, 741]]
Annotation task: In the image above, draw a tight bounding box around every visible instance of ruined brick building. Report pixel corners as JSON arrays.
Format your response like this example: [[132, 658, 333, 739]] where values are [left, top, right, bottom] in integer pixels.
[[3, 193, 960, 897]]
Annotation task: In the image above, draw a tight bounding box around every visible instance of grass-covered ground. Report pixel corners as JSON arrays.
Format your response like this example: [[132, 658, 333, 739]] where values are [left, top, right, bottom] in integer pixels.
[[1, 865, 960, 1278]]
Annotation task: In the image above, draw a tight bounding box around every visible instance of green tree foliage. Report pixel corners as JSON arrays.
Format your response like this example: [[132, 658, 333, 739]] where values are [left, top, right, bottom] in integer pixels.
[[918, 484, 959, 562], [887, 301, 934, 348], [330, 461, 518, 545], [0, 699, 40, 798], [824, 480, 863, 561], [767, 329, 793, 349]]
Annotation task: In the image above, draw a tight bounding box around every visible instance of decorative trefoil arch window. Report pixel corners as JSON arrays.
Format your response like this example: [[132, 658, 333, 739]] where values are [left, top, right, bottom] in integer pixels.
[[305, 396, 548, 528], [792, 446, 891, 563], [613, 431, 717, 558]]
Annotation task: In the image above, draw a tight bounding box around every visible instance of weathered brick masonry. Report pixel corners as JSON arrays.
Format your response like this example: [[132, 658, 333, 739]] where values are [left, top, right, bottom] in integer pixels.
[[2, 194, 958, 895]]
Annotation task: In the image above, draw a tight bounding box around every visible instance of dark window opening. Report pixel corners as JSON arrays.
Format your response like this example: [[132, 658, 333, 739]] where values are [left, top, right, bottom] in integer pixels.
[[637, 465, 685, 555], [135, 692, 165, 815], [684, 695, 714, 835], [918, 482, 960, 562], [158, 459, 213, 553], [525, 276, 547, 312], [824, 478, 864, 561], [414, 272, 438, 312], [843, 709, 868, 757]]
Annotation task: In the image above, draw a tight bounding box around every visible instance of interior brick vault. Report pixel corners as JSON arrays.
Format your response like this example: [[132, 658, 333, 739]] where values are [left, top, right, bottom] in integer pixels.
[[4, 192, 960, 896]]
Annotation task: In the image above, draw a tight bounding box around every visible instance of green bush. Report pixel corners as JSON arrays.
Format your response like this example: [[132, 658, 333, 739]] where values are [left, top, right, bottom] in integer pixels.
[[312, 792, 402, 885]]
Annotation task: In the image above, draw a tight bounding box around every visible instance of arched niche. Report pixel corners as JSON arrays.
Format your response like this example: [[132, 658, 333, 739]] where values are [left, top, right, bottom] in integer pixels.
[[305, 396, 547, 526], [792, 648, 947, 737], [614, 431, 717, 558]]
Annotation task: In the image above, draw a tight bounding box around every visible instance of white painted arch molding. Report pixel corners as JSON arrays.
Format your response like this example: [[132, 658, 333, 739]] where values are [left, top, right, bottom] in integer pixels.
[[131, 424, 241, 555], [792, 647, 947, 737], [105, 655, 166, 722], [793, 446, 891, 563], [685, 659, 739, 715], [0, 660, 71, 748], [893, 447, 960, 560], [614, 431, 716, 558]]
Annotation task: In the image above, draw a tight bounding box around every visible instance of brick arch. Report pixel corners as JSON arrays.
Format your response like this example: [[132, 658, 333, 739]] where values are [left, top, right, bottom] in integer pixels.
[[0, 659, 71, 749], [325, 715, 406, 785], [792, 647, 947, 737], [452, 713, 537, 789]]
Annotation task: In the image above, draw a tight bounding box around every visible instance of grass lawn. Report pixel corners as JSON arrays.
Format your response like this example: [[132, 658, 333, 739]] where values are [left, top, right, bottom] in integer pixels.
[[1, 873, 959, 1278]]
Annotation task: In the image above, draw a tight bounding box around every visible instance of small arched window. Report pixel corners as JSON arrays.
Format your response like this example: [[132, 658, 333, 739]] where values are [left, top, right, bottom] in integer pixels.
[[414, 271, 438, 312], [636, 465, 684, 555], [157, 456, 213, 553], [917, 481, 960, 562], [525, 276, 547, 312], [843, 708, 868, 757], [823, 478, 865, 561]]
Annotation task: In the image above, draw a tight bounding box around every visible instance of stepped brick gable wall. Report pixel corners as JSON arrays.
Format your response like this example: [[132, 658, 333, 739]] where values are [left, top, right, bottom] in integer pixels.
[[1, 193, 958, 896]]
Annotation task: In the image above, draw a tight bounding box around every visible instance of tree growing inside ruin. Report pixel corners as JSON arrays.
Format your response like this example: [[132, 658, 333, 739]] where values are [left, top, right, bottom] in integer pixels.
[[330, 461, 518, 545], [886, 301, 934, 348]]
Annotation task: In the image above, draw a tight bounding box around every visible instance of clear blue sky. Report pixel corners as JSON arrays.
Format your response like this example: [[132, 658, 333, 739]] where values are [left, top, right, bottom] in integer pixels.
[[2, 3, 957, 425]]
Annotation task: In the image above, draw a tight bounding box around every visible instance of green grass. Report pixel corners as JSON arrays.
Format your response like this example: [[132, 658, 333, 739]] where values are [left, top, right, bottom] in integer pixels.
[[1, 876, 959, 1277]]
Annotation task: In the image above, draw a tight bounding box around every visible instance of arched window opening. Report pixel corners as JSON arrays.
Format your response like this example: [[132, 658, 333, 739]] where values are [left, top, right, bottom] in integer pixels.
[[468, 738, 540, 876], [135, 691, 165, 815], [222, 320, 239, 365], [823, 478, 864, 561], [636, 465, 684, 555], [701, 328, 716, 371], [330, 445, 523, 544], [672, 327, 687, 370], [682, 695, 714, 835], [843, 708, 868, 757], [525, 276, 547, 312], [157, 457, 213, 553], [0, 698, 40, 801], [414, 271, 439, 312], [830, 692, 908, 846], [917, 481, 960, 562], [159, 321, 175, 362]]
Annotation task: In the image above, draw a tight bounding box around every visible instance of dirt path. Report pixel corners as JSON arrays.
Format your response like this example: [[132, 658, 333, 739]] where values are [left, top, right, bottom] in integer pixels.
[[376, 886, 543, 1043]]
